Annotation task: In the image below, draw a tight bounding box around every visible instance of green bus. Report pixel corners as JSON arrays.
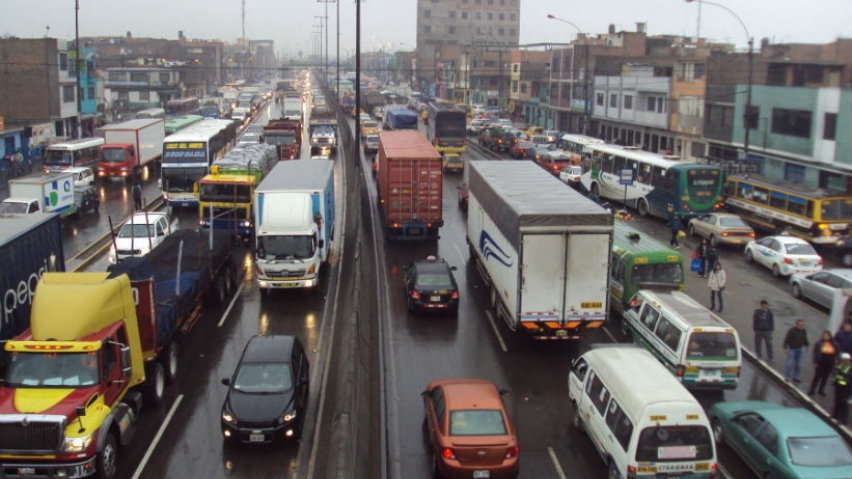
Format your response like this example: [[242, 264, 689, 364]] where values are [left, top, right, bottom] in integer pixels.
[[164, 114, 204, 135], [610, 220, 684, 316]]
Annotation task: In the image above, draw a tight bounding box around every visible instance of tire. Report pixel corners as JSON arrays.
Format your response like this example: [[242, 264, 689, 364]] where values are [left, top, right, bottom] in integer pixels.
[[745, 249, 754, 263], [772, 264, 781, 278], [842, 252, 852, 267], [490, 285, 499, 309], [142, 362, 165, 408], [95, 433, 118, 479], [590, 182, 600, 198], [572, 405, 584, 433], [607, 461, 619, 479], [711, 418, 725, 444], [637, 199, 649, 217], [791, 282, 802, 299], [211, 277, 227, 307], [162, 342, 179, 384]]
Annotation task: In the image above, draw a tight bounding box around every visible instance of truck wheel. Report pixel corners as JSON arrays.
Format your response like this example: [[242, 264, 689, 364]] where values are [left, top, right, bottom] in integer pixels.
[[142, 362, 165, 408], [211, 277, 227, 307], [162, 342, 179, 384], [96, 433, 118, 479], [637, 199, 649, 217]]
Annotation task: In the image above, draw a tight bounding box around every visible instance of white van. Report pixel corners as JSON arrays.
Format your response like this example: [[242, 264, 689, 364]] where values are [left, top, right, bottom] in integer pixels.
[[623, 290, 742, 390], [568, 345, 717, 479]]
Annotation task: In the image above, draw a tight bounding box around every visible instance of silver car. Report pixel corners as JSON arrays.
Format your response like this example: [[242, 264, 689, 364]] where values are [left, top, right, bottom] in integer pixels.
[[790, 269, 852, 309]]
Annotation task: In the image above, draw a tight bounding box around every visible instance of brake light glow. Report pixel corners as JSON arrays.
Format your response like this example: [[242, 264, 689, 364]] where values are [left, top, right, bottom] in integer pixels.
[[451, 291, 459, 299], [505, 445, 519, 459], [441, 448, 456, 460], [411, 291, 421, 299]]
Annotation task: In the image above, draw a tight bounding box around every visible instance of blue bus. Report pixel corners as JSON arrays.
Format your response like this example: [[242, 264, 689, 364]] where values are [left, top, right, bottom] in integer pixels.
[[426, 103, 467, 154]]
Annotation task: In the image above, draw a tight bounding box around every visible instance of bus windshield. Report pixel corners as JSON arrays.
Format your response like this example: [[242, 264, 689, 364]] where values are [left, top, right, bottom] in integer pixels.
[[631, 263, 683, 287], [686, 332, 738, 359], [44, 149, 73, 167], [162, 166, 207, 193]]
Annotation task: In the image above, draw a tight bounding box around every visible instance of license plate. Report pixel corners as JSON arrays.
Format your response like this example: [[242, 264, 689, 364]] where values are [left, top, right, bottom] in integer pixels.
[[800, 260, 812, 266], [249, 433, 264, 442], [473, 471, 490, 478], [430, 295, 441, 302], [701, 369, 721, 378], [17, 468, 35, 475]]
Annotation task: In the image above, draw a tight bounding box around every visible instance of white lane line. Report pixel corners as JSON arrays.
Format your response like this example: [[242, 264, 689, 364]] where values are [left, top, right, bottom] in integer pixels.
[[718, 463, 732, 479], [601, 324, 620, 344], [131, 394, 184, 479], [484, 310, 508, 353], [217, 282, 245, 328], [547, 446, 568, 479], [454, 242, 466, 265]]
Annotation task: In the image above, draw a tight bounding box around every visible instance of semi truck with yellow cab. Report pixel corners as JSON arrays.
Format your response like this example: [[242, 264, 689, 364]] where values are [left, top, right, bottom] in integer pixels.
[[0, 228, 237, 478]]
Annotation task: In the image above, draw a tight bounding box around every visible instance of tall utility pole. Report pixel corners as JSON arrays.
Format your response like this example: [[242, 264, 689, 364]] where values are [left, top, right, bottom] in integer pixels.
[[317, 0, 334, 87], [355, 0, 361, 164], [74, 0, 82, 138], [314, 15, 324, 68], [336, 0, 340, 99]]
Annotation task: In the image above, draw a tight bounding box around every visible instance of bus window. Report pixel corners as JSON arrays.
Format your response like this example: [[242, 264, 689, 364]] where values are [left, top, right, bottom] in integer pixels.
[[787, 195, 806, 216], [662, 169, 679, 191], [821, 199, 852, 221], [612, 257, 625, 282], [650, 166, 665, 187], [752, 186, 769, 204], [724, 180, 737, 197], [769, 191, 787, 210], [640, 305, 660, 330], [738, 183, 753, 200], [613, 155, 626, 175], [654, 316, 682, 351], [601, 153, 614, 174]]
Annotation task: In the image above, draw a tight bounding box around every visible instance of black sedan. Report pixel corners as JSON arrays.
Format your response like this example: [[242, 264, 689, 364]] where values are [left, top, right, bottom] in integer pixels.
[[403, 256, 460, 314], [221, 335, 310, 444]]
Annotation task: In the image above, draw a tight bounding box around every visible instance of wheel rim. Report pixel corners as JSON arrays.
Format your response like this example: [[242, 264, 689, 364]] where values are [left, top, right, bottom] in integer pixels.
[[772, 264, 781, 277], [591, 183, 600, 197], [791, 284, 801, 298], [167, 344, 179, 378], [638, 200, 648, 216], [607, 461, 618, 479], [843, 254, 852, 267], [154, 365, 165, 399], [101, 436, 117, 478], [573, 407, 581, 429], [745, 251, 753, 262]]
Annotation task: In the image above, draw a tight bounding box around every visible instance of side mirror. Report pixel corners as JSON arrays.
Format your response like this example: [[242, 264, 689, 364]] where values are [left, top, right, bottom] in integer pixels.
[[76, 406, 86, 418], [221, 378, 231, 386], [120, 346, 132, 379], [318, 239, 325, 249], [498, 388, 512, 397], [450, 266, 458, 271]]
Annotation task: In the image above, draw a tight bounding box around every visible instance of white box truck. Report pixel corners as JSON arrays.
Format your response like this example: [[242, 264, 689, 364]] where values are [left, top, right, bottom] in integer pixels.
[[466, 161, 613, 340], [283, 97, 302, 121], [254, 160, 335, 291], [1, 171, 77, 218], [97, 118, 166, 180]]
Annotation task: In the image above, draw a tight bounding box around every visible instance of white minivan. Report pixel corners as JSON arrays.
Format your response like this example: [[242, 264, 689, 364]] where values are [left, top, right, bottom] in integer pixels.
[[568, 345, 717, 479]]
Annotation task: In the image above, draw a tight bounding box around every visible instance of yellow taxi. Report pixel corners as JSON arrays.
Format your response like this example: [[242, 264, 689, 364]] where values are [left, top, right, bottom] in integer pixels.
[[442, 153, 464, 174]]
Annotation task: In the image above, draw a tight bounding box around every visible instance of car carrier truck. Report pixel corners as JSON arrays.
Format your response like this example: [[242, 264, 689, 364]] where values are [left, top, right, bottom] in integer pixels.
[[466, 160, 613, 339], [0, 228, 237, 478]]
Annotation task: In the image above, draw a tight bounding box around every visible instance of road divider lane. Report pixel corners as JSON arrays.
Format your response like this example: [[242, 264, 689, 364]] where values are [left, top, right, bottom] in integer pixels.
[[484, 309, 508, 352]]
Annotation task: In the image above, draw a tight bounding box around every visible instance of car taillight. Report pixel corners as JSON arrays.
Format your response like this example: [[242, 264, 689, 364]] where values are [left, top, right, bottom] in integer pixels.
[[411, 291, 421, 299], [451, 291, 459, 299], [749, 232, 755, 237], [505, 445, 519, 459], [442, 448, 456, 460], [675, 366, 684, 377], [722, 232, 729, 237], [818, 258, 824, 265], [784, 258, 793, 264], [710, 462, 717, 478], [626, 465, 636, 479]]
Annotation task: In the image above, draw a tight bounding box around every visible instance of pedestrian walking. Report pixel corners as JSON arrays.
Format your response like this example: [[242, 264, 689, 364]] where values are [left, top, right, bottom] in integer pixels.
[[782, 319, 809, 382], [11, 149, 24, 176], [131, 182, 143, 211], [836, 320, 852, 356], [831, 352, 852, 424], [706, 243, 719, 273], [808, 330, 840, 396], [707, 263, 726, 312], [753, 300, 775, 363], [666, 213, 684, 249], [695, 239, 709, 277]]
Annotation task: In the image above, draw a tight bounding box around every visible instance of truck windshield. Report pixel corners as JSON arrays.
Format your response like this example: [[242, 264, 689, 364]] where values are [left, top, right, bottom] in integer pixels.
[[265, 134, 296, 146], [257, 235, 315, 260], [4, 351, 100, 388], [0, 202, 27, 214], [100, 148, 127, 163], [199, 183, 252, 203]]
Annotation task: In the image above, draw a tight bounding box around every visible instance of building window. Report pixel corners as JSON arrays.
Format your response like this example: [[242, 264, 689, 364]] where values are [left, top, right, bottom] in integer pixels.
[[449, 26, 456, 34], [139, 91, 150, 101], [597, 92, 605, 106], [87, 87, 94, 100], [108, 71, 123, 82], [513, 64, 519, 73], [498, 28, 504, 36], [475, 11, 481, 20], [476, 0, 481, 4], [509, 28, 516, 36], [771, 108, 812, 138], [694, 63, 706, 79], [511, 80, 518, 93], [86, 61, 94, 74], [159, 72, 170, 84], [463, 0, 468, 2], [610, 94, 618, 108], [449, 10, 455, 18], [461, 11, 468, 19], [59, 53, 68, 71], [424, 9, 430, 18], [624, 95, 633, 110], [824, 113, 837, 140], [657, 98, 666, 113], [646, 96, 655, 111], [487, 12, 493, 20], [511, 13, 517, 21], [62, 85, 75, 102], [500, 0, 505, 4], [499, 13, 505, 21], [767, 64, 786, 86], [487, 0, 493, 4], [521, 83, 527, 94], [130, 72, 147, 83], [425, 25, 432, 34]]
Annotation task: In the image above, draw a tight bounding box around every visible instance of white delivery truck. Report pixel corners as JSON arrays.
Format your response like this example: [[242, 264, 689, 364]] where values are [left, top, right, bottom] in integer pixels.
[[254, 160, 335, 291], [97, 118, 166, 180], [1, 171, 77, 218], [466, 160, 613, 340], [283, 96, 302, 121]]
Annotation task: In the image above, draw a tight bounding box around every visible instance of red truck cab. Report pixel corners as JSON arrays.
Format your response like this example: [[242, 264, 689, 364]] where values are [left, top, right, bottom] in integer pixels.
[[98, 144, 138, 180]]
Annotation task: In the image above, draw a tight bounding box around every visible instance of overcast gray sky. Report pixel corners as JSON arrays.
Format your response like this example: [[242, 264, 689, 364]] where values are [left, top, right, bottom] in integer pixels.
[[4, 0, 850, 58]]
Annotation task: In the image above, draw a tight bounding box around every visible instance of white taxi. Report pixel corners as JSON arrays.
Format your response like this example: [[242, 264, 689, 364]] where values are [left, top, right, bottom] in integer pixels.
[[744, 235, 823, 277]]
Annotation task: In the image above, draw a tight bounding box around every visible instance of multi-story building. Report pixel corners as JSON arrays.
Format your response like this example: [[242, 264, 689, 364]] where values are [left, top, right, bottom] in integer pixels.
[[102, 66, 183, 112], [416, 0, 520, 99], [508, 50, 553, 128]]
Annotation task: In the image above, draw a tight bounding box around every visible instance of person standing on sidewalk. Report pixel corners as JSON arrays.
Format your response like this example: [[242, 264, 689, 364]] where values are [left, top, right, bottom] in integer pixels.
[[753, 300, 775, 363], [831, 353, 852, 424], [835, 321, 852, 356], [707, 263, 726, 312], [782, 319, 809, 383], [695, 239, 708, 277], [131, 181, 143, 211], [666, 213, 684, 249], [809, 330, 840, 396]]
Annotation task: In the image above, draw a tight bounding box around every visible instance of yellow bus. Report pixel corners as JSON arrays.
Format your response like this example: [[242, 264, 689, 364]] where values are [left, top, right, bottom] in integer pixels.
[[723, 174, 852, 244]]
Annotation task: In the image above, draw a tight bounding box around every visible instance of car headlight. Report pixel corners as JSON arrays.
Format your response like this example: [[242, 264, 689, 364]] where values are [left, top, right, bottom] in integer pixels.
[[63, 433, 95, 453], [279, 411, 297, 424], [222, 411, 236, 424]]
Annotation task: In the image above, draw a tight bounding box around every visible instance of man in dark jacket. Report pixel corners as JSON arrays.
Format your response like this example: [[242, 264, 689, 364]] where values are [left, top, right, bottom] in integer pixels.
[[832, 353, 852, 424], [753, 300, 775, 363], [783, 319, 809, 382], [836, 321, 852, 356]]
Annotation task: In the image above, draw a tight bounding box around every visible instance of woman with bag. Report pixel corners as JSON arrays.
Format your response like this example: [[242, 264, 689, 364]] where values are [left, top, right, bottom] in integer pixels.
[[808, 330, 840, 396], [707, 262, 726, 313]]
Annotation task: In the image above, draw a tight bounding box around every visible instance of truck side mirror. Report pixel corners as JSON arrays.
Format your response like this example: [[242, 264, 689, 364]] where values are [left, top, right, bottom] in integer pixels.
[[318, 239, 324, 249], [221, 378, 231, 386], [120, 346, 132, 379], [129, 147, 135, 157]]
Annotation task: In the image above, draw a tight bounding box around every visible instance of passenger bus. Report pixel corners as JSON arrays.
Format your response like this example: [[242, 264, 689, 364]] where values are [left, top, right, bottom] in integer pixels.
[[610, 220, 684, 316], [135, 108, 166, 120], [581, 144, 724, 219], [426, 103, 467, 154], [164, 115, 204, 135], [724, 174, 852, 244], [165, 97, 201, 117], [160, 119, 237, 207], [43, 137, 105, 172], [557, 134, 604, 163]]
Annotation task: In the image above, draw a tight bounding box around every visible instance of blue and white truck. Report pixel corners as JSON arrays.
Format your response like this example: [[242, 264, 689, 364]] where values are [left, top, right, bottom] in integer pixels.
[[383, 107, 419, 130], [254, 160, 335, 291]]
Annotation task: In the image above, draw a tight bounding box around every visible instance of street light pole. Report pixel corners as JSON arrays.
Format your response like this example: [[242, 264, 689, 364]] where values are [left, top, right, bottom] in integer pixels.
[[547, 14, 589, 135], [685, 0, 753, 162], [74, 0, 83, 138]]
